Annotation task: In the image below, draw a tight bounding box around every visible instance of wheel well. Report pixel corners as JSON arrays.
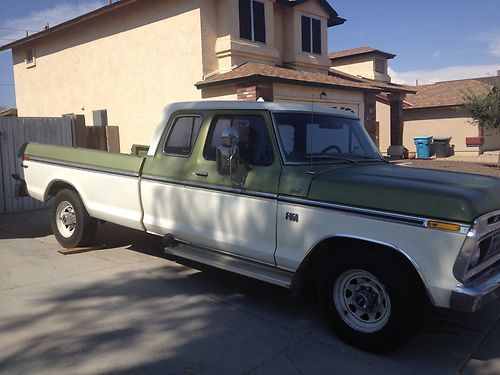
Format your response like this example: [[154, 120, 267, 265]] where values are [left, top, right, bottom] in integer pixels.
[[45, 181, 77, 201], [292, 236, 432, 306]]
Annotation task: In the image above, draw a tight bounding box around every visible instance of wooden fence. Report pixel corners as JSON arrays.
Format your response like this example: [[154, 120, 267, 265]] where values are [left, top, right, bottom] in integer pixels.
[[0, 116, 120, 214], [0, 117, 75, 214]]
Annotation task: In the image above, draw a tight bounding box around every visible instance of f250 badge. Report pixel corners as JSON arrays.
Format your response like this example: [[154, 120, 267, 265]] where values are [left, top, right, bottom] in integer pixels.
[[285, 212, 299, 223]]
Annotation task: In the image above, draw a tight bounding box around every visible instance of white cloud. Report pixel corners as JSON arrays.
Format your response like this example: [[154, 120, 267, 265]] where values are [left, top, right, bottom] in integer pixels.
[[489, 37, 500, 58], [469, 30, 500, 58], [389, 65, 500, 86], [0, 1, 103, 42]]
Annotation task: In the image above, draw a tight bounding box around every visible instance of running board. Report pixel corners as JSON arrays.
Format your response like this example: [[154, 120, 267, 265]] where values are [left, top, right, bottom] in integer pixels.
[[165, 244, 293, 288]]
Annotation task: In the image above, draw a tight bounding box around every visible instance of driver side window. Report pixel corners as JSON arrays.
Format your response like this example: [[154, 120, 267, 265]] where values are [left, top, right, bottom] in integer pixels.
[[203, 115, 274, 166]]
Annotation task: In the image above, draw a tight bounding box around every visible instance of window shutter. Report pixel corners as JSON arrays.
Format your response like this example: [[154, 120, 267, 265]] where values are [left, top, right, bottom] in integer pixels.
[[301, 16, 311, 52], [239, 0, 252, 40], [312, 18, 321, 54], [253, 1, 266, 43], [374, 58, 386, 74]]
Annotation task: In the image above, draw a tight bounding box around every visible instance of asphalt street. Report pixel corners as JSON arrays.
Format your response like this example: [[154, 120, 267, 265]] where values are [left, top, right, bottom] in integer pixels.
[[0, 209, 499, 374]]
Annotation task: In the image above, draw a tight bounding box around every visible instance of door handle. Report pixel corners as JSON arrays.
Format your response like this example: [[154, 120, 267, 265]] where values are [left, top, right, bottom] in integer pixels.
[[193, 171, 208, 177]]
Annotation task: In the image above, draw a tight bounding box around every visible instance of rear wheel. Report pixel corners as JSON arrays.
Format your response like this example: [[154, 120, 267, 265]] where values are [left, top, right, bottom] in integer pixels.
[[320, 250, 418, 352], [50, 189, 97, 248]]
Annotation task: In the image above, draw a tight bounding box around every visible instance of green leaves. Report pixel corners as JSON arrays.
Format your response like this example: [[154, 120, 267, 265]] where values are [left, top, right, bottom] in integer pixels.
[[463, 83, 500, 129]]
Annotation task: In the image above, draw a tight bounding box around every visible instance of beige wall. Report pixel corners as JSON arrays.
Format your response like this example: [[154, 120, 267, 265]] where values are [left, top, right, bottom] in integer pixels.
[[11, 0, 355, 152], [331, 55, 376, 79], [214, 0, 331, 73], [274, 83, 365, 124], [200, 84, 238, 100], [13, 0, 206, 151], [403, 107, 480, 154], [376, 100, 391, 154], [281, 0, 331, 72], [376, 102, 500, 156], [481, 127, 500, 153]]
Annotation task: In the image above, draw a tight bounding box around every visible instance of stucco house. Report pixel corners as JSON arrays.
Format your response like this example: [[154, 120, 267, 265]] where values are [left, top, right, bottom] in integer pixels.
[[329, 46, 500, 156], [402, 77, 500, 155], [1, 0, 410, 152]]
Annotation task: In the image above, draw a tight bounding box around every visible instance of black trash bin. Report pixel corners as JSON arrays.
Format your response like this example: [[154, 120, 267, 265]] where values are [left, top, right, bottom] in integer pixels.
[[433, 137, 452, 158]]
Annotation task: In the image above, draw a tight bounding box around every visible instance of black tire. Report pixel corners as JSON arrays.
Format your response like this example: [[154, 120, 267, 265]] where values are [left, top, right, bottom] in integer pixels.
[[50, 188, 97, 248], [319, 250, 418, 352]]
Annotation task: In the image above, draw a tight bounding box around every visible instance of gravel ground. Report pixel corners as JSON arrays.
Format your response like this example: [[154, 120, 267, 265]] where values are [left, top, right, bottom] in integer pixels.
[[393, 154, 500, 177]]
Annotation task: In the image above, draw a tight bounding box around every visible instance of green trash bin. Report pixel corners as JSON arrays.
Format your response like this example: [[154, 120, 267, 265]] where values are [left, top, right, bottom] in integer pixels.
[[433, 137, 452, 158]]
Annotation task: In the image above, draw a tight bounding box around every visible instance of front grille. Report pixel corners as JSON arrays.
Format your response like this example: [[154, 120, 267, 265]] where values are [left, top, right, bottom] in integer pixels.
[[479, 230, 500, 263]]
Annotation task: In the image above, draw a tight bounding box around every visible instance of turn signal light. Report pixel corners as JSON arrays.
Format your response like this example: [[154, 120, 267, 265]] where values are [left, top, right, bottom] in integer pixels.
[[427, 221, 461, 232], [23, 155, 29, 161]]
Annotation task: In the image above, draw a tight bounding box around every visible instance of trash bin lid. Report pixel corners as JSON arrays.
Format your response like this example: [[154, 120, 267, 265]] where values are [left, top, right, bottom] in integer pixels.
[[433, 137, 452, 142], [414, 136, 433, 141]]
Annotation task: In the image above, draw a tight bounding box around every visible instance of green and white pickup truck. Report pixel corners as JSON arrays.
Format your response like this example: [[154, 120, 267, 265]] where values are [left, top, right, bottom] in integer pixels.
[[18, 101, 500, 352]]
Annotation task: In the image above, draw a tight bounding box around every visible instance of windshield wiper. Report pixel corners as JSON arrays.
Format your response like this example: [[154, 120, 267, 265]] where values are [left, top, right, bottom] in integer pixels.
[[312, 155, 359, 166], [353, 155, 389, 163]]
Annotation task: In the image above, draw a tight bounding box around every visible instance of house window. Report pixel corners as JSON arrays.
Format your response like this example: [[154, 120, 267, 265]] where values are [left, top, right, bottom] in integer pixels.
[[374, 58, 387, 74], [239, 0, 266, 43], [163, 116, 202, 156], [25, 47, 35, 67], [301, 16, 321, 54]]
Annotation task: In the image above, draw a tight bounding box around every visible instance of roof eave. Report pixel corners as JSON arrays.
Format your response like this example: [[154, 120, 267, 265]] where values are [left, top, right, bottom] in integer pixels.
[[276, 0, 346, 27], [195, 74, 380, 93], [404, 104, 465, 110], [0, 0, 140, 51]]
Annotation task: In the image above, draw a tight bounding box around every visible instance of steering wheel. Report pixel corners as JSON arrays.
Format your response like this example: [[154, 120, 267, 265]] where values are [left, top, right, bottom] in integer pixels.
[[320, 145, 341, 154]]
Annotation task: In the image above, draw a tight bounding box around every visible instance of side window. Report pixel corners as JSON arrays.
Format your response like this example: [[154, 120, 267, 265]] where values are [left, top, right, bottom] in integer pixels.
[[204, 115, 273, 166], [163, 116, 202, 156], [239, 0, 266, 43]]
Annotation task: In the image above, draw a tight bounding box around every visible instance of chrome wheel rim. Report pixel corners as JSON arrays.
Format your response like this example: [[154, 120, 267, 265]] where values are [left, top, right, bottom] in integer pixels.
[[333, 269, 391, 333], [55, 200, 76, 238]]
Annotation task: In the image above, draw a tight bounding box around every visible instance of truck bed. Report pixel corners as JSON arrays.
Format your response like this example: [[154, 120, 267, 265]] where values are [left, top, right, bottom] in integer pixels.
[[23, 143, 146, 230]]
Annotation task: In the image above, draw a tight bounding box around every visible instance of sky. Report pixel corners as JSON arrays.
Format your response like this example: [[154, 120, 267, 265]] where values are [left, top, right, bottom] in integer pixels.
[[0, 0, 499, 108]]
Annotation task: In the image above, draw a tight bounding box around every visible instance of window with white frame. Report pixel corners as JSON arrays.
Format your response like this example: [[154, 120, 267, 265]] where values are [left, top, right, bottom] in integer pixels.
[[301, 15, 321, 54], [239, 0, 266, 43]]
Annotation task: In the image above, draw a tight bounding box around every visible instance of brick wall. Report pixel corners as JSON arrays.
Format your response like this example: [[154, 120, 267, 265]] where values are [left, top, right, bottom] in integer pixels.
[[237, 82, 274, 101]]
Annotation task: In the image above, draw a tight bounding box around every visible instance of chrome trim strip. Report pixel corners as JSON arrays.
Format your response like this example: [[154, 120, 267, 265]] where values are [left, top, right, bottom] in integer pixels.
[[29, 157, 140, 178], [279, 195, 471, 231], [284, 196, 471, 232], [143, 174, 471, 231], [141, 174, 278, 200]]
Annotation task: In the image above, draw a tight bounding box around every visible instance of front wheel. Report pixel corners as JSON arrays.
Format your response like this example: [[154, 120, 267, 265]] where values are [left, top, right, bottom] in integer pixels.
[[320, 251, 418, 352], [50, 189, 97, 248]]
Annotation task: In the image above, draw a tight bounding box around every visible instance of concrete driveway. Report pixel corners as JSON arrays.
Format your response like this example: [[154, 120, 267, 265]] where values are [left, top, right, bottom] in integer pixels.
[[0, 209, 499, 375]]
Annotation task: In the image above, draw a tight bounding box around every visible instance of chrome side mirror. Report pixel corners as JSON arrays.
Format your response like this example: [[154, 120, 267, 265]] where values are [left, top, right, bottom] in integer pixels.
[[216, 127, 239, 176]]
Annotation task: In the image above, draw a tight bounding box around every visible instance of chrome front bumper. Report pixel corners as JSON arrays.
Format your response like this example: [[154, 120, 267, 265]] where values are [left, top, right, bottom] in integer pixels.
[[450, 266, 500, 313]]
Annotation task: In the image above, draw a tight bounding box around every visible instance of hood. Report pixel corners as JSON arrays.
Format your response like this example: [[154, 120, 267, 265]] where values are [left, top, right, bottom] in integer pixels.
[[307, 164, 500, 223]]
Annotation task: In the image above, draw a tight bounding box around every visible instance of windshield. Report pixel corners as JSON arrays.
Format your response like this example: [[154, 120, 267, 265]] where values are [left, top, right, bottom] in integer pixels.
[[273, 112, 381, 164]]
